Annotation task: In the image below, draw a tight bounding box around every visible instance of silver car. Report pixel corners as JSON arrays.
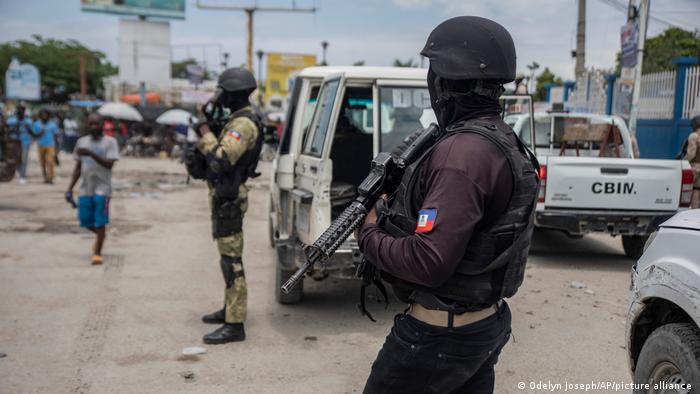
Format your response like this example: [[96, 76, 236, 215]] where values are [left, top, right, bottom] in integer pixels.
[[627, 209, 700, 393]]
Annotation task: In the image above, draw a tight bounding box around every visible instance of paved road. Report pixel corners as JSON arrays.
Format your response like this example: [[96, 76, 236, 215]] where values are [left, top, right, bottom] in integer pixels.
[[0, 153, 634, 393]]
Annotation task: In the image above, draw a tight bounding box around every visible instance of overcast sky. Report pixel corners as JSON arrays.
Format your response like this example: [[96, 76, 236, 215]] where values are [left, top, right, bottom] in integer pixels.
[[0, 0, 698, 81]]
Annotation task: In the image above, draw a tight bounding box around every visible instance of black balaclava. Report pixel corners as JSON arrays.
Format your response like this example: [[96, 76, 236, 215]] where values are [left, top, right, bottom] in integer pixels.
[[219, 89, 251, 113], [427, 67, 503, 128]]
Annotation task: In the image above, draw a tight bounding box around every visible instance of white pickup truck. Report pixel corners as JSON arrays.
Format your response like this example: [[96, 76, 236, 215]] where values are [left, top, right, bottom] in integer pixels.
[[506, 108, 694, 258]]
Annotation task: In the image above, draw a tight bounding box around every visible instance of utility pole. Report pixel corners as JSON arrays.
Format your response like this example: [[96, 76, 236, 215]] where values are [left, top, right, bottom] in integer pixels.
[[196, 1, 317, 71], [628, 0, 650, 137], [575, 0, 586, 76], [320, 41, 329, 66], [256, 50, 265, 87], [79, 52, 87, 98]]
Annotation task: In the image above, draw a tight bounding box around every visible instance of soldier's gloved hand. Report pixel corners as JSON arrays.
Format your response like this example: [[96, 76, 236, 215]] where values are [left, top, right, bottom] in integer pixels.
[[355, 194, 387, 240]]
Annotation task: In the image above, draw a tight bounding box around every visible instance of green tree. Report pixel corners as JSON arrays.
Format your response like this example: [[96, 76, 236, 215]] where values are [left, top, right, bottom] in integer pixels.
[[393, 58, 417, 68], [534, 67, 563, 101], [0, 35, 117, 100], [616, 27, 700, 73]]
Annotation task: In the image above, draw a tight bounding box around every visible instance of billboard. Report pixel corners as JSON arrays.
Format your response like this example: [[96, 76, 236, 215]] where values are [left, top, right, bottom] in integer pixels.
[[5, 57, 41, 101], [81, 0, 186, 20], [265, 53, 317, 98], [118, 19, 171, 85], [620, 21, 638, 68]]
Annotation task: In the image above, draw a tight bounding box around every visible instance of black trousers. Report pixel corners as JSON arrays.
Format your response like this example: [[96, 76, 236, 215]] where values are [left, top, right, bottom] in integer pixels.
[[364, 301, 512, 394]]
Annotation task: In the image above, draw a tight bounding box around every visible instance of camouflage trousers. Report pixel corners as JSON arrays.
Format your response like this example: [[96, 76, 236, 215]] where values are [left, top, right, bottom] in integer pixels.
[[213, 195, 248, 324]]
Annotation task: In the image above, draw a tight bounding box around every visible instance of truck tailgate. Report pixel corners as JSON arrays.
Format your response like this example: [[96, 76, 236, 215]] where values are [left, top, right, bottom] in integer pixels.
[[545, 157, 682, 211]]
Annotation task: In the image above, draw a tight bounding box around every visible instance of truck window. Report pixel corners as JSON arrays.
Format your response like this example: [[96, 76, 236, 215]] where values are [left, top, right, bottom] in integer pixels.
[[378, 86, 431, 151], [519, 116, 552, 148], [304, 79, 341, 157], [553, 116, 630, 158]]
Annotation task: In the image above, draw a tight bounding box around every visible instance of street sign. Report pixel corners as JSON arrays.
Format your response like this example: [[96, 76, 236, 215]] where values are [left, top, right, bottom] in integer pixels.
[[5, 57, 40, 101], [265, 53, 317, 98], [620, 21, 638, 68], [186, 64, 204, 85]]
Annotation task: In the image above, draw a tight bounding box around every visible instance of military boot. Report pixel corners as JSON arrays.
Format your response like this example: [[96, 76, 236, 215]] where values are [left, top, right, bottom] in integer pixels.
[[203, 323, 245, 344], [201, 308, 225, 324]]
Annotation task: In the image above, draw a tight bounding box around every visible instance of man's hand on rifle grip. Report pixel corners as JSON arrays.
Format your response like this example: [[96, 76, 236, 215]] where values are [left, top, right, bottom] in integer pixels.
[[354, 194, 387, 240]]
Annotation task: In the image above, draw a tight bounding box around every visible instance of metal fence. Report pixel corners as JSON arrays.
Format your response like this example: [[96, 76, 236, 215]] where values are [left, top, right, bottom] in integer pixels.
[[683, 65, 700, 119], [638, 70, 675, 119]]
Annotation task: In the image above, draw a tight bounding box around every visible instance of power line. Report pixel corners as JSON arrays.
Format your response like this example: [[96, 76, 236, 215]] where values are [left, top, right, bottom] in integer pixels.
[[596, 0, 697, 31]]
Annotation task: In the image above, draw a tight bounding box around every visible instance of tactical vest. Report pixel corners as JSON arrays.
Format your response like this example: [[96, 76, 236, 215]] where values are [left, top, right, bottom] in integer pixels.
[[207, 107, 264, 204], [379, 118, 540, 309]]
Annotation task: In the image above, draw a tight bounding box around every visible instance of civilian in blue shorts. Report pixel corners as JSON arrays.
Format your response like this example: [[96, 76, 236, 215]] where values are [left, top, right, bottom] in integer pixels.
[[65, 113, 120, 265]]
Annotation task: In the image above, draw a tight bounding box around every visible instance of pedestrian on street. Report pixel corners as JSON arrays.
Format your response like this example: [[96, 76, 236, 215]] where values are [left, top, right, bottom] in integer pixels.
[[62, 113, 80, 153], [684, 115, 700, 208], [33, 109, 59, 184], [356, 17, 539, 393], [66, 113, 120, 265], [185, 68, 263, 345], [7, 105, 34, 184]]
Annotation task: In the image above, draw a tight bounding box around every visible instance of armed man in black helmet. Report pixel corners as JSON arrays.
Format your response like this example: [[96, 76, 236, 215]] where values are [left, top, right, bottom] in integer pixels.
[[356, 17, 539, 393], [185, 67, 264, 344]]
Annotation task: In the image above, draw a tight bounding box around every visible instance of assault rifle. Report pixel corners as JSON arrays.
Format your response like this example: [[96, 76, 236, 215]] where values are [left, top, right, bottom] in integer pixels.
[[280, 123, 441, 295]]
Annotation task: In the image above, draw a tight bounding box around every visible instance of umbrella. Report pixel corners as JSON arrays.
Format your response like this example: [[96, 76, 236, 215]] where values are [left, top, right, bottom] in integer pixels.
[[98, 102, 143, 122], [156, 109, 198, 125]]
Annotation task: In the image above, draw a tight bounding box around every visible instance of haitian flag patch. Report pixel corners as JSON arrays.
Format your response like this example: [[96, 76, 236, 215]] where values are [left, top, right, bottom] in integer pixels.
[[227, 130, 242, 141], [415, 209, 437, 233]]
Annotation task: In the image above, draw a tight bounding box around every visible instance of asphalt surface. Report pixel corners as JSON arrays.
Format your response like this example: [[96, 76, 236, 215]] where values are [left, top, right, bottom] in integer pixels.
[[0, 152, 634, 393]]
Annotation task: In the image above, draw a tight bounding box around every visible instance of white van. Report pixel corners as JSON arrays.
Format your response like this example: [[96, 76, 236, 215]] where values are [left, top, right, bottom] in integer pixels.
[[269, 66, 431, 303]]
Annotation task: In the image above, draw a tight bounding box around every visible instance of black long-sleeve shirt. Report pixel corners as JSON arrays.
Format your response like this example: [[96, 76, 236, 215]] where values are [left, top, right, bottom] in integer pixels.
[[358, 118, 515, 288]]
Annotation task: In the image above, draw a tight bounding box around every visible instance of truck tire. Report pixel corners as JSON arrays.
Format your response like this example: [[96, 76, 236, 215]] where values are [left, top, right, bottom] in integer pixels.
[[622, 235, 648, 259], [633, 323, 700, 393], [275, 264, 303, 304]]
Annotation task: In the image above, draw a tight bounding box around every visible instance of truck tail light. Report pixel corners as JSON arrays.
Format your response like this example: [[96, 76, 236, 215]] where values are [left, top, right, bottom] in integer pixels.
[[538, 165, 547, 203], [680, 169, 694, 208]]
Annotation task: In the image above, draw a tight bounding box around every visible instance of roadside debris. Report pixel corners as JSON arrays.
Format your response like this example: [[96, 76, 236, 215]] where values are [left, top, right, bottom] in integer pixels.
[[180, 371, 195, 380], [304, 336, 317, 341], [569, 281, 586, 289], [182, 347, 207, 356]]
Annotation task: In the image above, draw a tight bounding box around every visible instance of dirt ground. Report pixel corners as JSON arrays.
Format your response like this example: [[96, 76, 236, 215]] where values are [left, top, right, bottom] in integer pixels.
[[0, 151, 635, 393]]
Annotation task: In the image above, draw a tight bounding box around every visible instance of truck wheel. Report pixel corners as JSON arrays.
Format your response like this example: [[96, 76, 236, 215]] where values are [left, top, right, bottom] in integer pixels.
[[634, 323, 700, 393], [622, 235, 649, 259], [275, 264, 303, 304]]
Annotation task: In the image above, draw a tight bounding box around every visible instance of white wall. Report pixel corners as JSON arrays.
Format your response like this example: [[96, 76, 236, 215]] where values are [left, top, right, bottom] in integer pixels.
[[118, 19, 171, 86]]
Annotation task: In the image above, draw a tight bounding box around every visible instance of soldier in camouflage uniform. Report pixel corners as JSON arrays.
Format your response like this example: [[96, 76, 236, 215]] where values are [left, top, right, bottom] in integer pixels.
[[685, 115, 700, 209], [187, 68, 263, 344]]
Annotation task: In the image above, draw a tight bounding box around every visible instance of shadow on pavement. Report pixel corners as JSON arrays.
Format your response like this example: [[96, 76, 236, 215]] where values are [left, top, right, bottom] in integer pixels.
[[529, 228, 634, 272]]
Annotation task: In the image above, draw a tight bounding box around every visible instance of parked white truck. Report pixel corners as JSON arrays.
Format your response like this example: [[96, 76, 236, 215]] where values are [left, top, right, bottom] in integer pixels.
[[506, 106, 694, 258]]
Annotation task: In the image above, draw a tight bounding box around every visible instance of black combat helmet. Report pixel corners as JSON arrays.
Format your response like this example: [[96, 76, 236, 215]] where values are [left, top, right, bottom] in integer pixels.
[[420, 16, 516, 82], [218, 67, 257, 93]]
